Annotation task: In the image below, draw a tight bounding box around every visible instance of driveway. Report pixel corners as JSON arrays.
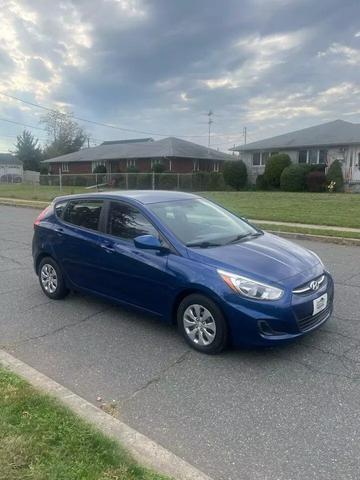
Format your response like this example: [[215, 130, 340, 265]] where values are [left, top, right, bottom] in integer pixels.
[[1, 205, 359, 480]]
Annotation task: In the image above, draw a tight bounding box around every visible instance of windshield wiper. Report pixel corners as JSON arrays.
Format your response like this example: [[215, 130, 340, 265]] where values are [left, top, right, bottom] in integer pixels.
[[186, 240, 222, 248], [225, 232, 263, 245]]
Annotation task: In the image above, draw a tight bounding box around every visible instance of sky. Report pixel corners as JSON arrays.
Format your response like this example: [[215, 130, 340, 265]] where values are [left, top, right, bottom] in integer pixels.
[[1, 0, 360, 153]]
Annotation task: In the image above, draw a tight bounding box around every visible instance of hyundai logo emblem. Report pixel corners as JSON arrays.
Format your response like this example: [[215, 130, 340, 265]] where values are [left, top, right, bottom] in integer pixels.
[[309, 280, 319, 291]]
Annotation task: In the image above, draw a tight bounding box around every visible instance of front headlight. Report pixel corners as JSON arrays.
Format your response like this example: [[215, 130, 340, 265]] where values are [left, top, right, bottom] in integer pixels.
[[218, 269, 284, 301]]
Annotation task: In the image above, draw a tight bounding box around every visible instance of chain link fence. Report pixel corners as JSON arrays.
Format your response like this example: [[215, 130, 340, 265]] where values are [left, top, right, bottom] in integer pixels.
[[38, 172, 226, 192]]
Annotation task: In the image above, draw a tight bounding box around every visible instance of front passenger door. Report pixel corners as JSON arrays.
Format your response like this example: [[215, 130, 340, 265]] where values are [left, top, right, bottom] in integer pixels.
[[98, 201, 175, 315]]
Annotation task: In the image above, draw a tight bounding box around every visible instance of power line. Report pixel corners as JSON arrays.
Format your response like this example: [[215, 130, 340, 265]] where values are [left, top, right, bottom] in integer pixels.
[[0, 117, 46, 131], [0, 91, 242, 140]]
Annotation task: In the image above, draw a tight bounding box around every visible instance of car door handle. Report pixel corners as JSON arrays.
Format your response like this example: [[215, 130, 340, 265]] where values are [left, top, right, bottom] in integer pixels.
[[54, 227, 64, 234], [100, 242, 116, 253]]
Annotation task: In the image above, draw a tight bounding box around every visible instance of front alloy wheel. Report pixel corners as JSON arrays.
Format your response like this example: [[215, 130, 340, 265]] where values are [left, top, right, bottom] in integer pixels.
[[177, 294, 228, 354], [183, 304, 217, 347]]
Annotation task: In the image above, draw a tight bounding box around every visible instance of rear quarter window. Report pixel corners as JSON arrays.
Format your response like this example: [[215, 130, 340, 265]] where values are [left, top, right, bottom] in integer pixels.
[[63, 200, 104, 231], [54, 201, 68, 218]]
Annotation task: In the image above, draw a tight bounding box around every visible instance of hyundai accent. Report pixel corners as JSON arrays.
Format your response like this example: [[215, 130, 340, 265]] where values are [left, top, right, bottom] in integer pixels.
[[32, 191, 334, 354]]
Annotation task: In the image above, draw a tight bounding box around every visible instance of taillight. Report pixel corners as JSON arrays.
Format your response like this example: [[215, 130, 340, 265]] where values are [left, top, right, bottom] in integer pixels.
[[34, 204, 53, 228]]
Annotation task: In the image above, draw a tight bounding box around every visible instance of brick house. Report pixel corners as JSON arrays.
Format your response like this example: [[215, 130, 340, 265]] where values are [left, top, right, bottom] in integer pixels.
[[42, 137, 233, 174], [232, 120, 360, 191]]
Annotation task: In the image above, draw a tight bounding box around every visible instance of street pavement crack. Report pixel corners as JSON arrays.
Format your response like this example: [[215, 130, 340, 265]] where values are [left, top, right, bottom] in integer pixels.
[[0, 253, 23, 266], [120, 350, 191, 407], [322, 328, 360, 342], [1, 307, 111, 349], [281, 356, 360, 381]]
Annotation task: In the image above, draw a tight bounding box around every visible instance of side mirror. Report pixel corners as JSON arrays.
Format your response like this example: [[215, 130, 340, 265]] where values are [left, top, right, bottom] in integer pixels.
[[134, 234, 163, 250]]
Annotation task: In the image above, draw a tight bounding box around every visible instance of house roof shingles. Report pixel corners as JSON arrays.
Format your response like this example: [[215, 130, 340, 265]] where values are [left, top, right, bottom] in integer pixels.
[[234, 120, 360, 151], [42, 137, 234, 164]]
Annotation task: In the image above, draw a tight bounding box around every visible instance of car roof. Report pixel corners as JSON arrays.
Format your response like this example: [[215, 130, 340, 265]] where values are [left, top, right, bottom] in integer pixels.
[[54, 190, 200, 205]]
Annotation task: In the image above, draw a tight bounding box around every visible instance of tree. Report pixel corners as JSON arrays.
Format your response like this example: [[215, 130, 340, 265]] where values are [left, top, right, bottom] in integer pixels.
[[41, 111, 87, 159], [223, 160, 247, 190], [13, 130, 42, 171], [264, 153, 291, 188]]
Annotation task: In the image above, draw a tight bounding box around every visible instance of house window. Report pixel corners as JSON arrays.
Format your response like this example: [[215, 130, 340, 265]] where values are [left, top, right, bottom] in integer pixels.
[[126, 158, 136, 168], [308, 149, 318, 164], [193, 159, 199, 171], [252, 152, 267, 166], [61, 162, 69, 172], [319, 150, 327, 164], [150, 159, 161, 168], [252, 152, 261, 166], [298, 150, 307, 164], [262, 152, 270, 165], [92, 160, 106, 172]]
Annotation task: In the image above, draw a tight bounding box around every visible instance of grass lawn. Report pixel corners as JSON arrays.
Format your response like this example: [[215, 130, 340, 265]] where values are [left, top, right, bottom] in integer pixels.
[[0, 184, 87, 202], [1, 184, 360, 230], [0, 367, 169, 480], [204, 191, 360, 229], [255, 223, 360, 240]]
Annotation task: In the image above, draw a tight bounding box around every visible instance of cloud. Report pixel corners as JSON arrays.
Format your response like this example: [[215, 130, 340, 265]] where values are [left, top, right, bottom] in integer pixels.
[[0, 0, 360, 152], [318, 43, 360, 65], [203, 31, 307, 90]]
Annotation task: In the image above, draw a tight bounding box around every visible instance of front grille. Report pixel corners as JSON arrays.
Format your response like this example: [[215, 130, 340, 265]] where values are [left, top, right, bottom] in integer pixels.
[[297, 306, 331, 332], [293, 274, 327, 295]]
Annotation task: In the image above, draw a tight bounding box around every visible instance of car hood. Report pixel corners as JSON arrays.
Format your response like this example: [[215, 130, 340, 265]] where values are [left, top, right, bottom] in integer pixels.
[[187, 232, 322, 285]]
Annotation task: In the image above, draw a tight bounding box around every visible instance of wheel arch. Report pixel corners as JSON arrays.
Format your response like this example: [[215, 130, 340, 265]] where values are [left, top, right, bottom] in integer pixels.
[[171, 286, 226, 325], [35, 252, 53, 274]]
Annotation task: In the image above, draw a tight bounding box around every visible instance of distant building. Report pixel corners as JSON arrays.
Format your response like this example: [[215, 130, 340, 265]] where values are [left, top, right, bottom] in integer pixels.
[[233, 120, 360, 190], [42, 137, 233, 174], [0, 154, 23, 182]]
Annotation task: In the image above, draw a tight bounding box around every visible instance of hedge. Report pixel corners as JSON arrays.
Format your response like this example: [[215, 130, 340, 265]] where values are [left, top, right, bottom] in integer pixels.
[[264, 153, 291, 188], [280, 164, 309, 191], [326, 160, 344, 192], [306, 171, 326, 192], [223, 160, 247, 190]]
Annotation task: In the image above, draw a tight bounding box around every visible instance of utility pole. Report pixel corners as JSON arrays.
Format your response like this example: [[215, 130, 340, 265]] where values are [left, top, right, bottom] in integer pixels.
[[207, 110, 214, 149], [243, 126, 247, 145]]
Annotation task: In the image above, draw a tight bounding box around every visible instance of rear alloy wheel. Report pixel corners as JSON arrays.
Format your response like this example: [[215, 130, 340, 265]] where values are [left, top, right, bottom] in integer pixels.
[[177, 294, 228, 354], [38, 257, 68, 300]]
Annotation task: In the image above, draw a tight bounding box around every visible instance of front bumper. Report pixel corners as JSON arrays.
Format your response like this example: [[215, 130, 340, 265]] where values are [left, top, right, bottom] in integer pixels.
[[223, 272, 334, 347]]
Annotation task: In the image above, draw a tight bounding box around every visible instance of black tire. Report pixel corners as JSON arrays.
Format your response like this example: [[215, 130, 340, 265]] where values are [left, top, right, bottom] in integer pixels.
[[38, 257, 69, 300], [177, 294, 228, 354]]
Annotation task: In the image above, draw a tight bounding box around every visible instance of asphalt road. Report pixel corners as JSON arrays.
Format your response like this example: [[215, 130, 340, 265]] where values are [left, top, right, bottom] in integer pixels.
[[1, 205, 359, 480]]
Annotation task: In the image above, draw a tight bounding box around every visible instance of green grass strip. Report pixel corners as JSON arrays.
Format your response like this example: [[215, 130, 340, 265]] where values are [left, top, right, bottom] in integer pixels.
[[0, 367, 170, 480]]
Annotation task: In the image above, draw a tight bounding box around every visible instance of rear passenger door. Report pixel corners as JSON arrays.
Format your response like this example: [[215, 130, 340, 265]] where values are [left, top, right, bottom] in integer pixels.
[[54, 198, 107, 291]]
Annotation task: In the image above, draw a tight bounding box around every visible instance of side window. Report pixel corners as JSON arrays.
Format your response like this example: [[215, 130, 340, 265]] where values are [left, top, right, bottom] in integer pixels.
[[54, 200, 68, 218], [252, 152, 261, 166], [108, 202, 158, 240], [63, 200, 104, 231]]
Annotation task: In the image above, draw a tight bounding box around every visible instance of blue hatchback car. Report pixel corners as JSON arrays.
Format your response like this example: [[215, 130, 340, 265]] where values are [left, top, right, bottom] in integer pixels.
[[32, 191, 334, 354]]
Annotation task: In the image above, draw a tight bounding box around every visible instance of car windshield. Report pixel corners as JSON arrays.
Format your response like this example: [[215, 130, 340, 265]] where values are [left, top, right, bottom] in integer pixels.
[[149, 198, 261, 247]]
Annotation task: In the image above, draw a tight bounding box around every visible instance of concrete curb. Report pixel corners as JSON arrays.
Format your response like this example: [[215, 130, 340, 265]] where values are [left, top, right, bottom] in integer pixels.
[[0, 198, 47, 209], [250, 218, 360, 233], [268, 230, 360, 247], [0, 349, 213, 480]]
